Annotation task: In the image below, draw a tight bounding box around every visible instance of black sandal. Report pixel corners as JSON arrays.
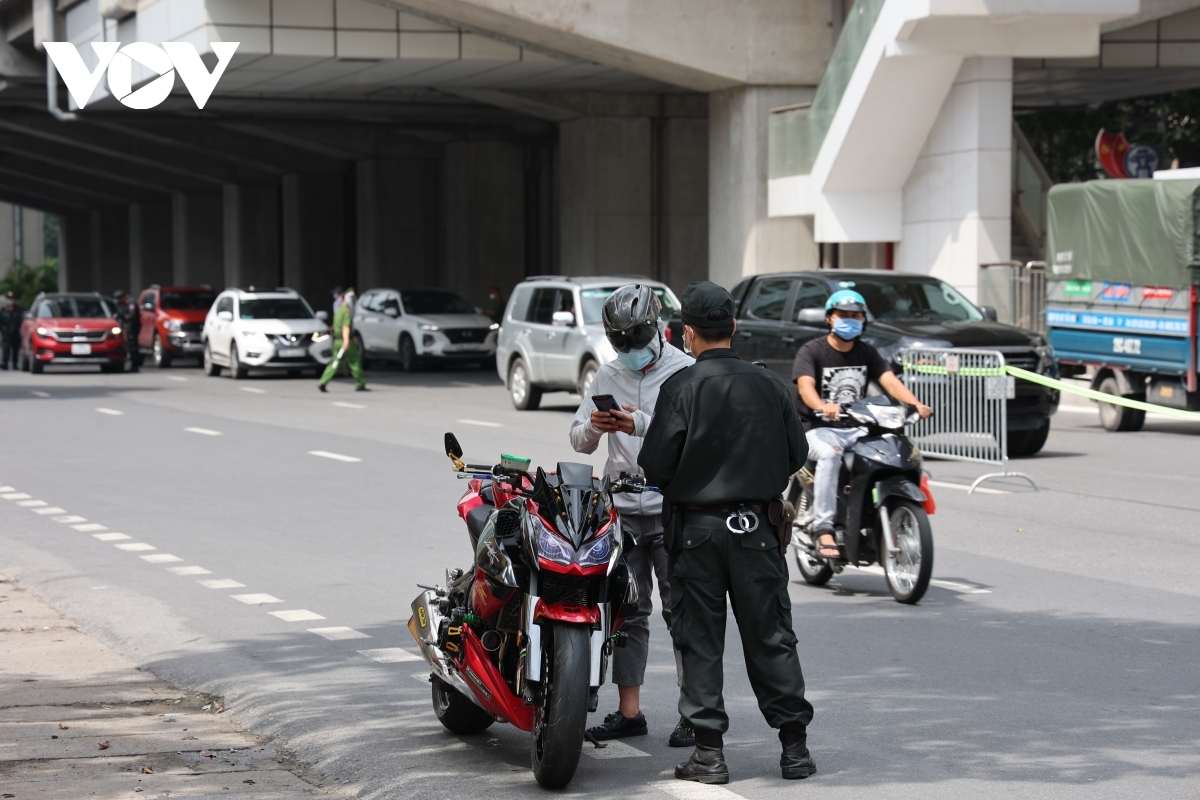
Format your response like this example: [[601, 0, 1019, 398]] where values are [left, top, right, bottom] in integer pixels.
[[814, 533, 841, 559]]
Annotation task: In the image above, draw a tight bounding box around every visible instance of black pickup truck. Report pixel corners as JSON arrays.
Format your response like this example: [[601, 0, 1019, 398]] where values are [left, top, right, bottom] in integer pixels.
[[671, 271, 1059, 456]]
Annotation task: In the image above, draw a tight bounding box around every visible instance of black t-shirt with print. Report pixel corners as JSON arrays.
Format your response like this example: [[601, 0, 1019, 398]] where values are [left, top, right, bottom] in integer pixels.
[[791, 337, 891, 428]]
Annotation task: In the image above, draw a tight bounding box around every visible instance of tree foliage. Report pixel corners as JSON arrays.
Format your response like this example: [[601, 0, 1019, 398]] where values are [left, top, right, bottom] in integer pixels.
[[1017, 88, 1200, 184], [0, 259, 59, 311]]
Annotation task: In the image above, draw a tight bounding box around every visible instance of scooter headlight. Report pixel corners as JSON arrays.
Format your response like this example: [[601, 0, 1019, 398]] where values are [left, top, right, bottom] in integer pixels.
[[529, 514, 572, 566], [865, 404, 905, 429], [577, 527, 613, 567]]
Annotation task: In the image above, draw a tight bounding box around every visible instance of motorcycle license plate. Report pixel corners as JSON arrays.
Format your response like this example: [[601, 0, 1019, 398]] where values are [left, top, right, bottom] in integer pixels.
[[279, 347, 305, 358], [71, 344, 92, 355]]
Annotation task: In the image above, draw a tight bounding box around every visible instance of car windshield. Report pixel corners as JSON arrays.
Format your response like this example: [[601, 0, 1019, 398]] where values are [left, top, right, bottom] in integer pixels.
[[161, 291, 217, 310], [579, 287, 681, 325], [239, 298, 314, 320], [400, 290, 475, 316], [39, 296, 113, 318], [850, 278, 983, 322]]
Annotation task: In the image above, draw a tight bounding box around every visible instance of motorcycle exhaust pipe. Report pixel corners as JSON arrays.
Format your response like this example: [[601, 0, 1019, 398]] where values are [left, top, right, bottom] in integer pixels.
[[408, 589, 487, 710]]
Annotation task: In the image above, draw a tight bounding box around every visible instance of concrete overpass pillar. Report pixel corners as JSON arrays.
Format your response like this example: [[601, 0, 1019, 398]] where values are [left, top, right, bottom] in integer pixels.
[[172, 194, 223, 288], [356, 160, 440, 293], [223, 184, 281, 291], [91, 207, 130, 296], [129, 202, 173, 290], [283, 172, 345, 310], [709, 86, 816, 289], [443, 140, 526, 308], [61, 212, 94, 292]]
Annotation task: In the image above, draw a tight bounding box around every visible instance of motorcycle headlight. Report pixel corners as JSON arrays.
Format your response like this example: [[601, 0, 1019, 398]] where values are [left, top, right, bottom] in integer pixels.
[[865, 404, 905, 429], [577, 529, 613, 567], [529, 514, 572, 566], [164, 319, 183, 331]]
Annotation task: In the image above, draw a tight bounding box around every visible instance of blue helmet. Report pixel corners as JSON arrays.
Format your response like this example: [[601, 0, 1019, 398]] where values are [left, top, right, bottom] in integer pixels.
[[825, 289, 866, 313]]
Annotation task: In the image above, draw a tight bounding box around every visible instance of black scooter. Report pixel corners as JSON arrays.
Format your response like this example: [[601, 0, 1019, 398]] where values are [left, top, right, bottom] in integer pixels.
[[787, 396, 935, 604]]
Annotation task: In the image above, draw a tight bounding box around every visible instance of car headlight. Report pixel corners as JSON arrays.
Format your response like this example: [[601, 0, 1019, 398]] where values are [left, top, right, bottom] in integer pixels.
[[577, 528, 613, 567], [111, 326, 123, 336], [242, 330, 263, 339], [35, 326, 48, 336], [489, 323, 499, 331], [312, 331, 330, 343], [1033, 344, 1056, 375], [528, 514, 572, 566], [419, 324, 440, 331], [164, 319, 183, 331]]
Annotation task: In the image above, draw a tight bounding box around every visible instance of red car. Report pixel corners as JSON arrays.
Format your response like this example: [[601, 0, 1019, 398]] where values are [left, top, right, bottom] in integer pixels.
[[137, 285, 217, 368], [20, 292, 126, 373]]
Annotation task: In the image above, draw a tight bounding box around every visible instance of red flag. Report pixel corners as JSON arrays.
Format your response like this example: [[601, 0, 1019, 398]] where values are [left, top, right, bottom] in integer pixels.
[[1095, 129, 1130, 178]]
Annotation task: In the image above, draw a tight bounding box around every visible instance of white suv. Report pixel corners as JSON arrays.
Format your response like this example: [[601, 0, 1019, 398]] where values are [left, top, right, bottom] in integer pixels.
[[352, 288, 498, 371], [202, 288, 332, 379]]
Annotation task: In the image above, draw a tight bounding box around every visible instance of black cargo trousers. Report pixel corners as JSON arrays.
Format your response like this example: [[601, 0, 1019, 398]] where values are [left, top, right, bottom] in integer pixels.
[[669, 510, 813, 738]]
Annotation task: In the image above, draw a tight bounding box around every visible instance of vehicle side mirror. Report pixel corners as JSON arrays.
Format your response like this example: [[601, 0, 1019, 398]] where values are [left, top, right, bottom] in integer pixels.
[[384, 307, 398, 317], [979, 305, 998, 322], [315, 310, 329, 322], [217, 310, 233, 322], [552, 310, 575, 327], [796, 307, 826, 327]]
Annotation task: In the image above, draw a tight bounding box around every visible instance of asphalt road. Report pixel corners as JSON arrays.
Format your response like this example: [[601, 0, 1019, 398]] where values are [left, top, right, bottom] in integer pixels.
[[2, 362, 1199, 799]]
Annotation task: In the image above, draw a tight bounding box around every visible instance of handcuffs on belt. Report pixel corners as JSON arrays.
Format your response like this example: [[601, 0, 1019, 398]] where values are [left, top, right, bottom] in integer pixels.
[[725, 505, 760, 534]]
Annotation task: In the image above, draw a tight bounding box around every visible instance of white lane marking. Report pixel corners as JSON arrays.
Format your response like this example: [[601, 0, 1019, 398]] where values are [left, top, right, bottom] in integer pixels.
[[333, 402, 365, 409], [239, 386, 267, 394], [358, 647, 422, 663], [308, 450, 361, 463], [270, 609, 326, 622], [17, 500, 47, 507], [198, 579, 246, 589], [308, 626, 370, 640], [141, 553, 183, 563], [33, 507, 67, 515], [457, 418, 502, 428], [584, 740, 651, 760], [231, 593, 283, 604], [927, 480, 1010, 496], [929, 578, 992, 594], [72, 523, 107, 532], [53, 515, 86, 523], [31, 390, 51, 398], [95, 407, 124, 415], [0, 486, 15, 492], [93, 533, 131, 541], [167, 566, 211, 575], [185, 427, 223, 436], [2, 492, 32, 500], [166, 376, 189, 382], [115, 543, 156, 552], [450, 381, 481, 388], [650, 780, 743, 799]]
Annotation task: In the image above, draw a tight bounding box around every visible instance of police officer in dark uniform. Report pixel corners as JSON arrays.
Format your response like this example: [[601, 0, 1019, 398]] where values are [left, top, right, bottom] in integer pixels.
[[1, 292, 22, 370], [639, 281, 815, 785], [114, 291, 141, 372]]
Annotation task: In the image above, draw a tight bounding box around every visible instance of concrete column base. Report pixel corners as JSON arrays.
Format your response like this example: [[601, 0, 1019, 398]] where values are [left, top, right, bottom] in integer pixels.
[[172, 194, 223, 288]]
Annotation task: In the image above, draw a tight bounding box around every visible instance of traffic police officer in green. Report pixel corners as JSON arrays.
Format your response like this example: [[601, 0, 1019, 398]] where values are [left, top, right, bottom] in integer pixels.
[[318, 287, 367, 392], [639, 281, 815, 784]]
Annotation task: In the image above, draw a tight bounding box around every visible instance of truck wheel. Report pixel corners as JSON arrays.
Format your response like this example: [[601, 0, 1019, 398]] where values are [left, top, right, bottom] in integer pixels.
[[152, 333, 171, 369], [431, 675, 493, 735], [509, 358, 542, 411], [577, 359, 598, 398], [1097, 377, 1146, 432], [1008, 420, 1051, 457], [531, 623, 589, 788]]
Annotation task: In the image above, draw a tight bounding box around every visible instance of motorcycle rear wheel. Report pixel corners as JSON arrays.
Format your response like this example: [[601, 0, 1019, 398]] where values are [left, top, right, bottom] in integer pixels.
[[431, 675, 494, 734], [882, 501, 933, 604], [531, 623, 589, 788], [789, 475, 833, 586]]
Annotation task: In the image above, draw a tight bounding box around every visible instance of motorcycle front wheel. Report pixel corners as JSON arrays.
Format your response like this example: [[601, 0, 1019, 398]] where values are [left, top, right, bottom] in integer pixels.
[[882, 501, 934, 604], [531, 622, 589, 788], [432, 675, 494, 735]]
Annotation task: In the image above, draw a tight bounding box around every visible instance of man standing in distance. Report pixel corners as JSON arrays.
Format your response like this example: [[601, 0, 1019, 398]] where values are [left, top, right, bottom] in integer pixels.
[[318, 288, 367, 393], [0, 292, 22, 370], [569, 284, 695, 747], [639, 281, 815, 784]]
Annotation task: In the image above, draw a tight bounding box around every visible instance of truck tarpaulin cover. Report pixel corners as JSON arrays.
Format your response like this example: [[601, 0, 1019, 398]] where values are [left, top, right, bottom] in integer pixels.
[[1046, 179, 1200, 287]]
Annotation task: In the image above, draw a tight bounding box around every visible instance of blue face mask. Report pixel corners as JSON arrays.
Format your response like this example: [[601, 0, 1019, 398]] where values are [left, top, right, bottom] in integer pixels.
[[616, 346, 655, 371], [832, 317, 863, 341]]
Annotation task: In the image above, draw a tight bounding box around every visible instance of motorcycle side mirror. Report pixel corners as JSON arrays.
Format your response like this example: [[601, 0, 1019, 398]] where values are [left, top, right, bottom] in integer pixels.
[[444, 432, 464, 460]]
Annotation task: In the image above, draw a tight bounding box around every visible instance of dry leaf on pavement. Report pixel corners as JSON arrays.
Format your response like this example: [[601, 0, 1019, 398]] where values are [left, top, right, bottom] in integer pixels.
[[142, 766, 153, 774], [98, 741, 111, 750], [57, 722, 69, 729]]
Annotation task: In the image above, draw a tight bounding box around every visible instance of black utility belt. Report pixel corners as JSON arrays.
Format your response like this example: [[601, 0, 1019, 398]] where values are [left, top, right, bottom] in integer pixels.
[[684, 502, 767, 515], [682, 502, 768, 535]]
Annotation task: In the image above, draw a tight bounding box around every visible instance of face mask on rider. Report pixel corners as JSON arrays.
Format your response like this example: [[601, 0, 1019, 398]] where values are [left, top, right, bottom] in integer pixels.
[[832, 317, 863, 341], [616, 331, 661, 371]]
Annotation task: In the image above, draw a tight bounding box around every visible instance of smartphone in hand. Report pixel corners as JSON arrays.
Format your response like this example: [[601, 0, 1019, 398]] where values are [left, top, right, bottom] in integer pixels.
[[592, 394, 619, 413]]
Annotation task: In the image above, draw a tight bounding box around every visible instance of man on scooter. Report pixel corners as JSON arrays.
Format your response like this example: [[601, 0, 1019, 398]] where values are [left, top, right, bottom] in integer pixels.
[[792, 289, 932, 560]]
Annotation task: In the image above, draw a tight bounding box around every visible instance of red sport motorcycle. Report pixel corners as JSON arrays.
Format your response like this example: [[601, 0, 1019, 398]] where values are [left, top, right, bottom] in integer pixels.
[[407, 433, 641, 788]]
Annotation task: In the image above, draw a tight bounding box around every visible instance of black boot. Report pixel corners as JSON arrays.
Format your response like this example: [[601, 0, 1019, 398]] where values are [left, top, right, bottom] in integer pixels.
[[779, 724, 817, 780], [675, 731, 728, 784]]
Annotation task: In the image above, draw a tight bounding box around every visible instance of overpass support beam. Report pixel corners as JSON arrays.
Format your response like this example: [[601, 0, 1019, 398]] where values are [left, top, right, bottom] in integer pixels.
[[172, 194, 223, 288], [283, 172, 346, 312], [356, 160, 440, 293], [61, 212, 94, 292], [130, 202, 173, 290], [91, 207, 130, 296], [223, 184, 281, 292], [709, 86, 816, 289]]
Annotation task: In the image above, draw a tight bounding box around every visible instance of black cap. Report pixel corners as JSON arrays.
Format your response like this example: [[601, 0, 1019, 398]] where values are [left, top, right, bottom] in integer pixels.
[[680, 281, 734, 329], [331, 285, 343, 296]]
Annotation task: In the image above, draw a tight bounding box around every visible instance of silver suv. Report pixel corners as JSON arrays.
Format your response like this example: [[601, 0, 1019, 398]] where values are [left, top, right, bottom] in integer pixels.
[[496, 276, 681, 410]]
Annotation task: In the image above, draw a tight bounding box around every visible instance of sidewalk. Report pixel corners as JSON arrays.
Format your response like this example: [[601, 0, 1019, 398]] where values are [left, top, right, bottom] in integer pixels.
[[0, 571, 337, 800]]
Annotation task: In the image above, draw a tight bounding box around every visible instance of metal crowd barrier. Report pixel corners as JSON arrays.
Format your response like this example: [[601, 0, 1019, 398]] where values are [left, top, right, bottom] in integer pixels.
[[900, 347, 1037, 493]]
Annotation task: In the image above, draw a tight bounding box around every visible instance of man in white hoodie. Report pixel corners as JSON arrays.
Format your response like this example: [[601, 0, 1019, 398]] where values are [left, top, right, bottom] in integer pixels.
[[570, 284, 695, 747]]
